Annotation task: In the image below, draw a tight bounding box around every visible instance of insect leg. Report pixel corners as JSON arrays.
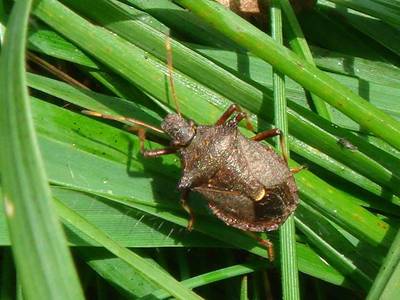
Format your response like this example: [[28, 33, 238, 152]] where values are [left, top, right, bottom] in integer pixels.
[[215, 104, 254, 130], [137, 128, 177, 158], [215, 104, 239, 125], [246, 232, 275, 262], [259, 237, 275, 262], [290, 165, 307, 174], [252, 128, 288, 164], [180, 190, 195, 231], [251, 128, 282, 141]]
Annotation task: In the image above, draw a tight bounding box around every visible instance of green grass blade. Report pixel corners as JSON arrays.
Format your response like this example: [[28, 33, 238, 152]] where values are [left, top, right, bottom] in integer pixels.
[[367, 229, 400, 299], [124, 0, 240, 49], [319, 1, 400, 57], [78, 248, 159, 298], [281, 0, 331, 120], [101, 195, 351, 287], [54, 198, 203, 300], [326, 0, 400, 27], [173, 0, 400, 151], [270, 1, 299, 299], [144, 262, 262, 300], [296, 203, 376, 290], [311, 46, 400, 88], [0, 1, 84, 299]]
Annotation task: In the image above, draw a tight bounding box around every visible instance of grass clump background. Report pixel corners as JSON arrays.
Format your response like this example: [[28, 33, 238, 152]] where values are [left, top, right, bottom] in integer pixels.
[[1, 0, 400, 299]]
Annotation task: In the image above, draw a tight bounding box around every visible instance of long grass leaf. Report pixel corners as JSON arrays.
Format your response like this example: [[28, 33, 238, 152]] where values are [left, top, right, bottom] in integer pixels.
[[270, 1, 299, 299], [0, 1, 84, 299]]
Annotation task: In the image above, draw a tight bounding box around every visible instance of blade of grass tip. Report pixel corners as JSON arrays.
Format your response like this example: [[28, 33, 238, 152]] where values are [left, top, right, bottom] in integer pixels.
[[271, 1, 299, 299], [173, 0, 400, 151], [281, 0, 331, 121], [367, 228, 400, 300], [53, 198, 203, 300], [0, 1, 84, 299], [142, 262, 263, 300]]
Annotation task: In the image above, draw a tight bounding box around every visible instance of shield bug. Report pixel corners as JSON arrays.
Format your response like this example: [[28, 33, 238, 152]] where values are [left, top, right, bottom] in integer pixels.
[[84, 38, 300, 260]]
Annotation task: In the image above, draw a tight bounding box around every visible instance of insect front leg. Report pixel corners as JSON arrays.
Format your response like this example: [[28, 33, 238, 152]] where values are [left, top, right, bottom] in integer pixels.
[[215, 104, 254, 130], [137, 128, 177, 158]]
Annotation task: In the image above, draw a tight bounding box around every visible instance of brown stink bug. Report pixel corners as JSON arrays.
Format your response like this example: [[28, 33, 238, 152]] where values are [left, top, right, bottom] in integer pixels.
[[153, 108, 299, 233], [83, 38, 300, 260], [85, 105, 299, 260]]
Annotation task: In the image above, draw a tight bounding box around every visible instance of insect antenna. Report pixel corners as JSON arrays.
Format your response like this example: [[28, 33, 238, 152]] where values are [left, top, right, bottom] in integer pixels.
[[82, 110, 164, 134], [165, 35, 181, 116]]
